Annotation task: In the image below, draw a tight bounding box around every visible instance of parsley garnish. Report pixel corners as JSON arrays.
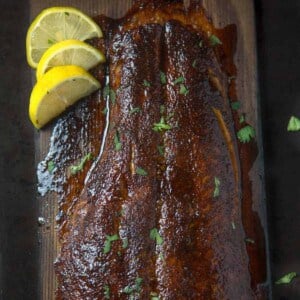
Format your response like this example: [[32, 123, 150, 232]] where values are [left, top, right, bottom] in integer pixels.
[[102, 107, 108, 115], [231, 101, 241, 111], [47, 160, 55, 173], [130, 107, 141, 114], [239, 114, 245, 124], [173, 76, 185, 85], [179, 84, 189, 96], [213, 177, 221, 197], [47, 39, 55, 45], [114, 130, 122, 151], [160, 71, 167, 85], [237, 125, 256, 143], [153, 117, 172, 132], [192, 60, 197, 68], [70, 153, 93, 175], [157, 145, 165, 156], [150, 292, 159, 300], [275, 272, 297, 285], [123, 277, 143, 295], [103, 85, 116, 104], [103, 234, 119, 254], [287, 116, 300, 132], [160, 105, 165, 114], [210, 34, 222, 46], [122, 238, 128, 249], [104, 285, 110, 299], [143, 80, 151, 87], [136, 167, 148, 176], [64, 12, 70, 16], [150, 228, 163, 245]]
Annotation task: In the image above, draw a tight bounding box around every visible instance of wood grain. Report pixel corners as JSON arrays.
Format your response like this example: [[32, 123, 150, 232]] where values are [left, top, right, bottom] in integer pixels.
[[29, 1, 268, 299]]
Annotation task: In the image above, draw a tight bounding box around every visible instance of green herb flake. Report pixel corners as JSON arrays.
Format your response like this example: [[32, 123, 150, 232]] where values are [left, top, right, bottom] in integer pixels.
[[70, 153, 93, 175], [239, 114, 245, 124], [64, 12, 70, 16], [150, 228, 163, 245], [130, 107, 141, 114], [143, 80, 151, 87], [213, 176, 221, 198], [114, 130, 122, 151], [48, 39, 55, 45], [231, 101, 241, 111], [47, 160, 55, 173], [245, 238, 255, 244], [104, 285, 110, 299], [210, 34, 222, 46], [136, 167, 148, 176], [160, 105, 165, 114], [237, 125, 256, 143], [103, 234, 119, 254], [199, 40, 203, 48], [103, 85, 110, 98], [110, 89, 116, 104], [150, 292, 159, 300], [153, 117, 172, 132], [173, 76, 185, 85], [179, 84, 189, 96], [157, 145, 165, 156], [160, 71, 167, 85], [192, 60, 197, 68], [122, 238, 129, 249], [123, 277, 143, 295], [102, 107, 108, 115], [287, 116, 300, 132], [275, 272, 297, 285]]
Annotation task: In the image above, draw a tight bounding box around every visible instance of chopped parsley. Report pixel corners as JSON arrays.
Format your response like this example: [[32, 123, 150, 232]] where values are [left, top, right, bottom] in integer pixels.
[[157, 145, 165, 156], [47, 160, 55, 173], [231, 101, 241, 111], [213, 177, 221, 197], [150, 292, 159, 300], [275, 272, 297, 285], [64, 12, 70, 16], [114, 130, 122, 151], [239, 114, 245, 124], [103, 234, 119, 254], [160, 105, 165, 114], [287, 116, 300, 132], [173, 76, 185, 85], [150, 228, 163, 245], [123, 277, 143, 295], [130, 107, 141, 114], [192, 60, 197, 68], [70, 153, 93, 175], [143, 80, 151, 87], [48, 39, 54, 45], [122, 238, 129, 249], [103, 85, 116, 104], [153, 117, 172, 132], [179, 84, 189, 96], [210, 34, 222, 46], [102, 107, 108, 115], [237, 125, 256, 143], [160, 71, 167, 85], [104, 285, 110, 299], [136, 167, 148, 176]]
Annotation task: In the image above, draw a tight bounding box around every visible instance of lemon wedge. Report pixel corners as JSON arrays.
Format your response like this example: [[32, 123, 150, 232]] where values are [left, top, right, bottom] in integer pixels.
[[26, 7, 103, 68], [29, 65, 100, 129], [36, 39, 106, 80]]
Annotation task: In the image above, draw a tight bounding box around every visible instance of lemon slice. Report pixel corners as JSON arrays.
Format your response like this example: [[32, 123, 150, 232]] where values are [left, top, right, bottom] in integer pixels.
[[29, 65, 100, 129], [26, 7, 103, 68], [36, 39, 106, 80]]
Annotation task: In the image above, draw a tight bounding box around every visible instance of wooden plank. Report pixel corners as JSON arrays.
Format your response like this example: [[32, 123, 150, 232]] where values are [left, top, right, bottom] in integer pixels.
[[29, 1, 266, 298]]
